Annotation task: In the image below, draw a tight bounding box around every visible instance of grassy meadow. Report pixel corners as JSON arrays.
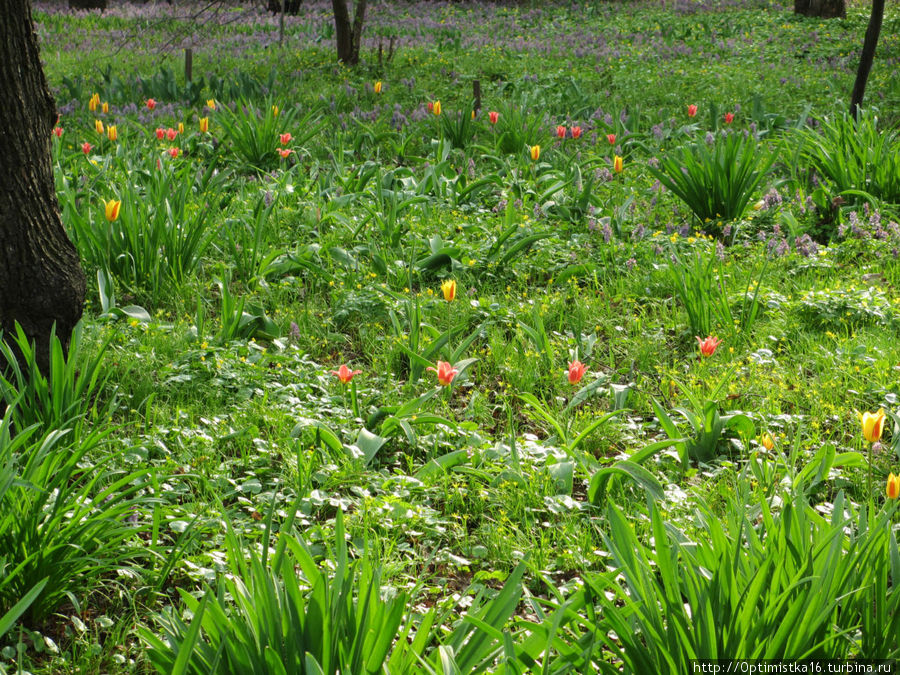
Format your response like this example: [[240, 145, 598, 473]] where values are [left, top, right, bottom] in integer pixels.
[[2, 0, 900, 671]]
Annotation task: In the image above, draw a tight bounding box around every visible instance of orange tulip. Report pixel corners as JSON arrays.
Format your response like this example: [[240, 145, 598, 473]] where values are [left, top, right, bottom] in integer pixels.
[[279, 132, 292, 145], [146, 98, 157, 110], [330, 364, 362, 384], [696, 335, 721, 357], [279, 148, 292, 159], [571, 126, 582, 139], [427, 361, 459, 386], [567, 360, 586, 384]]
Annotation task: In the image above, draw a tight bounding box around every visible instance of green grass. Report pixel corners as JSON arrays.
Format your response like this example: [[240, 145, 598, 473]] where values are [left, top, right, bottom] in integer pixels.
[[2, 0, 900, 672]]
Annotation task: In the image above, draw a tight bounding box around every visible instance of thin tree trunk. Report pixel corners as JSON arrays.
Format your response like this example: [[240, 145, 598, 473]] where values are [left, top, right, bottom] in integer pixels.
[[850, 0, 885, 118], [0, 0, 86, 374], [332, 0, 367, 65]]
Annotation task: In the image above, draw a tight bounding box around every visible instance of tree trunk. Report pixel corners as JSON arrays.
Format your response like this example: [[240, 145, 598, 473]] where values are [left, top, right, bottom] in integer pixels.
[[850, 0, 885, 118], [332, 0, 367, 65], [0, 0, 86, 375], [794, 0, 846, 18], [68, 0, 107, 9]]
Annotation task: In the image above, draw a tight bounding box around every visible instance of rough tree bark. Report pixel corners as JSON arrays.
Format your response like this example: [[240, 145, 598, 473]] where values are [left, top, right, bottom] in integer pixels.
[[332, 0, 367, 65], [850, 0, 885, 118], [0, 0, 86, 374], [794, 0, 846, 19]]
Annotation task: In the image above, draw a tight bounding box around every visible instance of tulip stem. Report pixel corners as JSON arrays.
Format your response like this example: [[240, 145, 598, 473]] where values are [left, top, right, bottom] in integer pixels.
[[867, 441, 873, 498]]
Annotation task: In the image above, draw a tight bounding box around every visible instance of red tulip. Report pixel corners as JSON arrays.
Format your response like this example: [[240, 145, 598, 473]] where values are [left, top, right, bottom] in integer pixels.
[[168, 147, 180, 159], [81, 141, 92, 154], [567, 360, 587, 384], [279, 132, 292, 145], [166, 127, 177, 141], [556, 125, 566, 139], [488, 111, 499, 125], [52, 126, 63, 138], [571, 126, 582, 139], [427, 361, 459, 386], [155, 128, 165, 140], [696, 335, 721, 357], [279, 148, 292, 159], [330, 364, 362, 384], [724, 112, 734, 124], [146, 98, 157, 110], [687, 104, 698, 117], [427, 101, 434, 113], [607, 133, 616, 145]]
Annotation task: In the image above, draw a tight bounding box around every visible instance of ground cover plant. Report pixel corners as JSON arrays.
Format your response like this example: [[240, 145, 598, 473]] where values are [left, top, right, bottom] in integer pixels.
[[3, 0, 900, 671]]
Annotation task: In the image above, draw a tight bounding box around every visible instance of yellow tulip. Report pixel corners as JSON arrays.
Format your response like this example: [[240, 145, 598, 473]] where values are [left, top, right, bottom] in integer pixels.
[[106, 125, 117, 142], [433, 100, 441, 116], [94, 119, 104, 135], [199, 117, 209, 133], [178, 122, 184, 135], [530, 145, 540, 161], [613, 155, 624, 173], [88, 93, 100, 112], [760, 433, 774, 451], [859, 409, 886, 444], [101, 101, 109, 114], [207, 99, 216, 110], [374, 81, 382, 94], [104, 199, 121, 222], [272, 104, 279, 116], [441, 279, 457, 302], [887, 473, 900, 499]]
